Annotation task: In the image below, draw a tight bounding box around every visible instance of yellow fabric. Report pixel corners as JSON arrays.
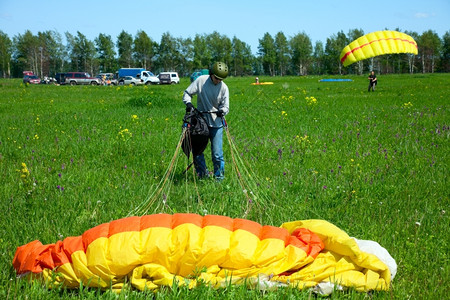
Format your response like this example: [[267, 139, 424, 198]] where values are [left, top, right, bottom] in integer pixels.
[[278, 220, 391, 291], [24, 219, 391, 292], [340, 30, 418, 67]]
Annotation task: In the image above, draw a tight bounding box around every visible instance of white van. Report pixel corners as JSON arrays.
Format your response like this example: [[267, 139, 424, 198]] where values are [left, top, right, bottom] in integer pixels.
[[158, 72, 180, 84], [118, 68, 160, 85]]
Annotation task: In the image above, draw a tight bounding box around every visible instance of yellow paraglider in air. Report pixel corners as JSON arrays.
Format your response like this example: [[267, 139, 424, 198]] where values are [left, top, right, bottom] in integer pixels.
[[340, 30, 418, 67]]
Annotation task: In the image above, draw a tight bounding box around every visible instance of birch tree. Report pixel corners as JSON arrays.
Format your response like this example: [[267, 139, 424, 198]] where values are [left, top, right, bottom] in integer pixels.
[[95, 33, 116, 73], [206, 31, 232, 66], [418, 30, 441, 73], [117, 31, 134, 68], [0, 31, 12, 78], [231, 36, 253, 76], [275, 32, 289, 76], [312, 41, 325, 75], [290, 32, 312, 75], [258, 33, 276, 76], [192, 34, 211, 70], [133, 31, 155, 70], [13, 30, 40, 75], [440, 31, 450, 72]]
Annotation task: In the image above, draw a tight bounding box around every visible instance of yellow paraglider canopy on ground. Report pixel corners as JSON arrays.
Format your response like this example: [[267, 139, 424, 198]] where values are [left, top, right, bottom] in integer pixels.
[[13, 213, 395, 293], [251, 82, 274, 85], [340, 30, 418, 67]]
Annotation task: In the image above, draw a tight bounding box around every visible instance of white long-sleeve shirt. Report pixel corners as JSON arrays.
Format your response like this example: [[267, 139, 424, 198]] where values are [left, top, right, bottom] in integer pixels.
[[182, 75, 229, 128]]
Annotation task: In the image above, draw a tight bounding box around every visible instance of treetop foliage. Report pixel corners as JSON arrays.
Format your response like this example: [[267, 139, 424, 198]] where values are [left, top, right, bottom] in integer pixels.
[[0, 29, 448, 78]]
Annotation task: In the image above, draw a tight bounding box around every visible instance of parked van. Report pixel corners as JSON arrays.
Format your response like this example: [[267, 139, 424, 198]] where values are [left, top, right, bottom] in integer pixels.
[[118, 68, 159, 85], [158, 72, 180, 84]]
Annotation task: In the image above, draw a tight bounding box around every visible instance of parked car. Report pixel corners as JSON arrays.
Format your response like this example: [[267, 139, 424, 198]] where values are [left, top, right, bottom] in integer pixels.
[[23, 75, 40, 84], [118, 76, 143, 85], [190, 69, 209, 82], [65, 72, 102, 85], [158, 72, 180, 84]]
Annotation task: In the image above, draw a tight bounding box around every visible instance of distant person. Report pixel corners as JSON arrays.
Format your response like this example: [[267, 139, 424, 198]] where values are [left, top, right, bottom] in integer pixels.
[[368, 71, 377, 92], [255, 77, 260, 84], [183, 62, 229, 180]]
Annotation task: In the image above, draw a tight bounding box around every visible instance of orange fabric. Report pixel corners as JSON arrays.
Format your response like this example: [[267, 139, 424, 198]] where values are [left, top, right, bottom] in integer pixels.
[[48, 240, 71, 266], [202, 215, 233, 231], [290, 228, 324, 258], [13, 240, 44, 273], [12, 237, 85, 274], [141, 213, 172, 230], [109, 216, 141, 235], [233, 218, 262, 237], [260, 226, 290, 243], [81, 222, 109, 249], [172, 213, 203, 228], [62, 236, 83, 255]]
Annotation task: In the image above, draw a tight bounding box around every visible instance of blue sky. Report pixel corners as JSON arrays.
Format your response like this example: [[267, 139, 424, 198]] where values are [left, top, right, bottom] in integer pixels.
[[0, 0, 448, 54]]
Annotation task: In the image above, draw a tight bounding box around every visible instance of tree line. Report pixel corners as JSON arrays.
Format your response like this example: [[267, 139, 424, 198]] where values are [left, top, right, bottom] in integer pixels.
[[0, 28, 448, 78]]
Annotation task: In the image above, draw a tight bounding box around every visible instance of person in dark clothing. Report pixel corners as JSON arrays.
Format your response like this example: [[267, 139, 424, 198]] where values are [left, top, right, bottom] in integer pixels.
[[368, 71, 377, 92]]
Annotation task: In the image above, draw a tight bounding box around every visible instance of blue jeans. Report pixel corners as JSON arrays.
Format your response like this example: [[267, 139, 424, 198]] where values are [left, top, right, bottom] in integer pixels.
[[193, 126, 225, 179]]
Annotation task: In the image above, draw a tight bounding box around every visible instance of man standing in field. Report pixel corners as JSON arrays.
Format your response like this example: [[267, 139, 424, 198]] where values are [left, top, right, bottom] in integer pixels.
[[368, 71, 377, 91], [183, 62, 230, 180]]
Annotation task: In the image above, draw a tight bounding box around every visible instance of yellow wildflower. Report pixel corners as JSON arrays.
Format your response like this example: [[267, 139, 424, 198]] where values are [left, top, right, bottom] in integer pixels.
[[305, 96, 318, 106], [402, 102, 413, 108], [118, 128, 132, 140], [295, 134, 310, 144], [18, 162, 30, 182]]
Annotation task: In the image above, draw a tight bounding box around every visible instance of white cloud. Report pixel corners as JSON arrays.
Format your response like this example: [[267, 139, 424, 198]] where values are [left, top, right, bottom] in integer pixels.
[[0, 12, 13, 21], [414, 12, 435, 19]]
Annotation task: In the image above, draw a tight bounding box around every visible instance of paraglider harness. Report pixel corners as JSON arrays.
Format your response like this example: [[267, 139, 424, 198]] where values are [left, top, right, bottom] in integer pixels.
[[182, 109, 210, 158], [181, 109, 226, 173]]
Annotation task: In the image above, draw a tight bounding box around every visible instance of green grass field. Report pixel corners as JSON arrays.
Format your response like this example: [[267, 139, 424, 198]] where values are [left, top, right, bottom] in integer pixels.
[[0, 74, 448, 299]]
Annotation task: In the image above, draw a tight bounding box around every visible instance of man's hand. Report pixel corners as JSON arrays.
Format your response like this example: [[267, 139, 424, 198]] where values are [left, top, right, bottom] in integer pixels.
[[186, 103, 194, 113]]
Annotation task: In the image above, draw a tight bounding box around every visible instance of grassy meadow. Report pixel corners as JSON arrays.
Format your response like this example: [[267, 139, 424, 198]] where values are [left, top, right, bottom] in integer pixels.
[[0, 74, 448, 299]]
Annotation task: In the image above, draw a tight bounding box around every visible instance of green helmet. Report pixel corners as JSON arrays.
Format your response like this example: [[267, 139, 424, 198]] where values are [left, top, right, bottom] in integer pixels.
[[211, 62, 229, 79]]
